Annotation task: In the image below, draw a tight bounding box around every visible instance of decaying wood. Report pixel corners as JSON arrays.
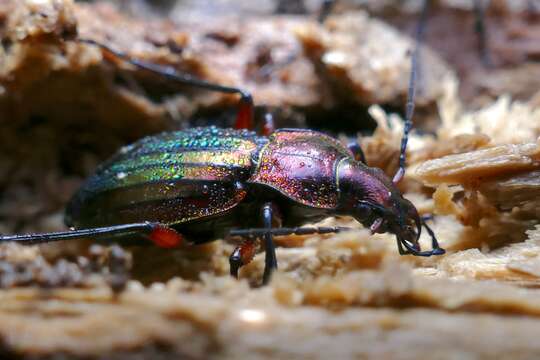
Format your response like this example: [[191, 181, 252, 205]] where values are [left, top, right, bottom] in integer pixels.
[[296, 10, 455, 107], [1, 0, 540, 359]]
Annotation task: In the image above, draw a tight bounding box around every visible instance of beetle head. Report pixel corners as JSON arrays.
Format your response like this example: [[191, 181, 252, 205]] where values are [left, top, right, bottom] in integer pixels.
[[336, 158, 422, 252]]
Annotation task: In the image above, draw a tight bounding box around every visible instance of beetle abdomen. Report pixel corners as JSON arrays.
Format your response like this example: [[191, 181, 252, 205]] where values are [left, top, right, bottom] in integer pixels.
[[66, 127, 266, 228]]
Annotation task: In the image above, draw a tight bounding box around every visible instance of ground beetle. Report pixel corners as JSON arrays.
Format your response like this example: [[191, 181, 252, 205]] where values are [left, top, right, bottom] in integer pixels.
[[0, 8, 445, 285]]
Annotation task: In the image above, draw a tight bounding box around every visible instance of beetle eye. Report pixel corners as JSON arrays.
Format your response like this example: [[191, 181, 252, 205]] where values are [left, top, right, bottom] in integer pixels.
[[356, 203, 371, 214], [356, 203, 372, 217]]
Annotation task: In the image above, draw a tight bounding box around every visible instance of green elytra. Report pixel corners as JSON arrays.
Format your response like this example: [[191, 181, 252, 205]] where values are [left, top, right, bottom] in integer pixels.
[[65, 127, 267, 231]]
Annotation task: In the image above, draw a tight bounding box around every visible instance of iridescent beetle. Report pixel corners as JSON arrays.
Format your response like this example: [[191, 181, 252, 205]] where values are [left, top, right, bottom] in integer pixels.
[[0, 12, 445, 284]]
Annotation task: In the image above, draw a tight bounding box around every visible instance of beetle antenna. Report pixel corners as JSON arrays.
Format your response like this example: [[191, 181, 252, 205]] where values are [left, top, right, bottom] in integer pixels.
[[473, 0, 492, 67], [318, 0, 336, 23], [77, 38, 254, 129], [393, 0, 429, 184]]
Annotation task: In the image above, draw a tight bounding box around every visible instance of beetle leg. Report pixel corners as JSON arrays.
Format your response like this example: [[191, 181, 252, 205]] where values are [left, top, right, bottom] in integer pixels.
[[236, 105, 275, 135], [234, 94, 255, 131], [398, 239, 436, 257], [0, 222, 182, 247], [262, 202, 278, 285], [229, 238, 258, 279], [398, 236, 445, 257], [411, 250, 437, 257], [396, 239, 410, 255], [228, 210, 348, 284], [421, 217, 446, 255], [77, 39, 254, 131], [229, 226, 349, 238]]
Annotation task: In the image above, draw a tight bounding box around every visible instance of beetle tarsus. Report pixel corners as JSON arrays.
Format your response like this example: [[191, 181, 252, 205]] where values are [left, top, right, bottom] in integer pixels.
[[397, 224, 446, 257], [421, 217, 446, 255], [430, 248, 446, 255]]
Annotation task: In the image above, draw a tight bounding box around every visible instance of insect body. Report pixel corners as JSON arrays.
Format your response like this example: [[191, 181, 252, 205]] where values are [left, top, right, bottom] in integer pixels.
[[0, 4, 447, 284], [1, 124, 444, 284], [67, 126, 414, 244]]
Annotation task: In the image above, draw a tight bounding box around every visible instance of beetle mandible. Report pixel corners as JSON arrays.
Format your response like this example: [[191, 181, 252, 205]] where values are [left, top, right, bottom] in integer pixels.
[[0, 10, 445, 285]]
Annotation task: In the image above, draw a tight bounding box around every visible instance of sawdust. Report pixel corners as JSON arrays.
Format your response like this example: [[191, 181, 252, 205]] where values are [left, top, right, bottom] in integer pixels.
[[1, 0, 540, 359]]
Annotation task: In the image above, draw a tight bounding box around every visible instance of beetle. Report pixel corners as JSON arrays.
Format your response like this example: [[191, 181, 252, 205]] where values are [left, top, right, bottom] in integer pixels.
[[0, 9, 445, 285]]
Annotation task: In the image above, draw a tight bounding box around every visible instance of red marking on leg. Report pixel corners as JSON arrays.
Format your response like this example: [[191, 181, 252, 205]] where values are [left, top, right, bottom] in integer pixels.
[[102, 50, 119, 64], [149, 226, 183, 248], [235, 99, 253, 130], [239, 241, 257, 265]]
